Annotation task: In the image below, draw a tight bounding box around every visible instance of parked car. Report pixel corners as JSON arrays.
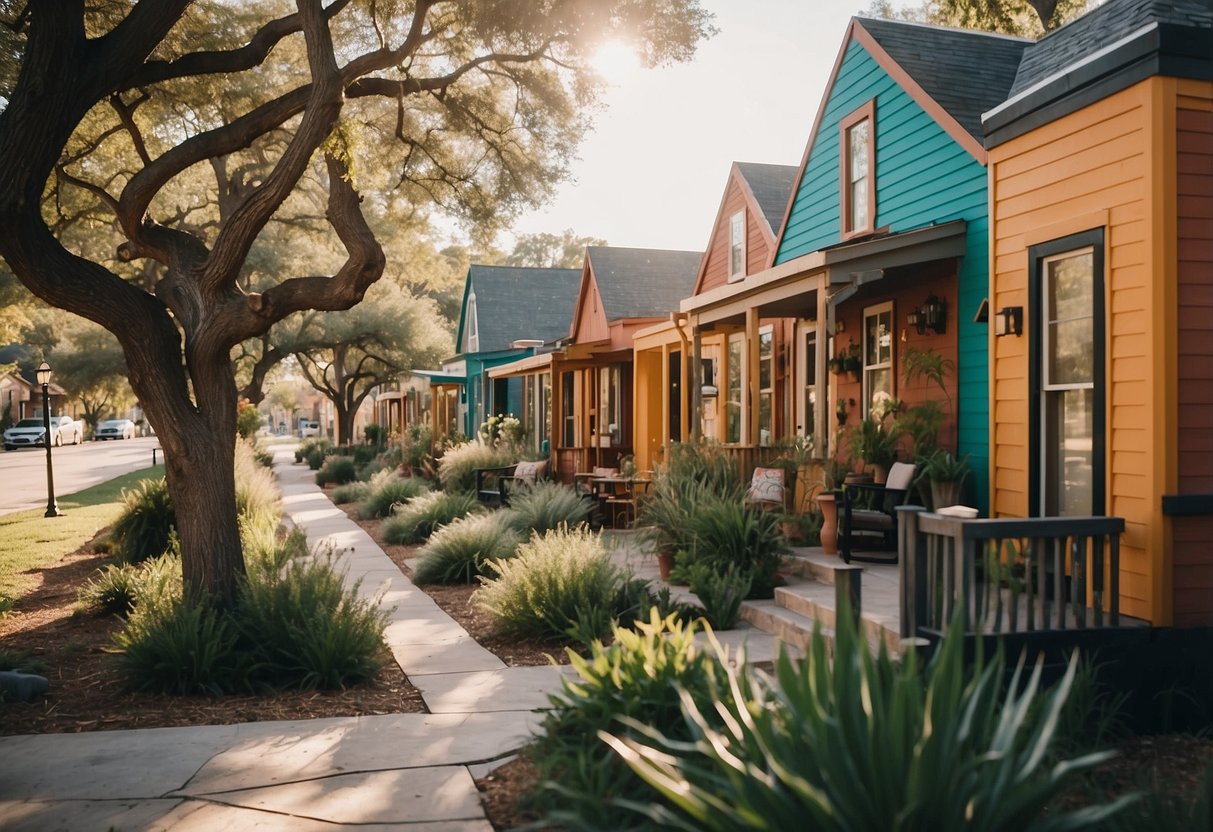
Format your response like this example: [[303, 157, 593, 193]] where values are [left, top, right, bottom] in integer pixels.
[[95, 418, 136, 441], [3, 415, 83, 450], [299, 419, 321, 438]]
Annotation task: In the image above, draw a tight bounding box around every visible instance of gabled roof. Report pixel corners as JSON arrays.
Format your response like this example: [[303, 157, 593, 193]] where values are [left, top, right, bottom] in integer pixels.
[[984, 0, 1213, 144], [455, 264, 581, 355], [856, 17, 1030, 142], [583, 247, 701, 321], [734, 162, 799, 235], [1010, 0, 1213, 97]]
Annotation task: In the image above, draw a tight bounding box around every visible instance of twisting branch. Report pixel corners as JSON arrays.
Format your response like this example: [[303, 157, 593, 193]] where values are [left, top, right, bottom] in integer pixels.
[[56, 166, 120, 216], [109, 91, 153, 166]]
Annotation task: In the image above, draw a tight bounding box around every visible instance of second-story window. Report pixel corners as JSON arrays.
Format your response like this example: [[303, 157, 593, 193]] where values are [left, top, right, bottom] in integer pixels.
[[466, 290, 479, 352], [729, 210, 746, 281], [840, 100, 875, 238]]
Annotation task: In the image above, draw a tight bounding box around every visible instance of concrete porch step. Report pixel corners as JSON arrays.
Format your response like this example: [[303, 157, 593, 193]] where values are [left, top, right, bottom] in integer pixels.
[[773, 579, 901, 654]]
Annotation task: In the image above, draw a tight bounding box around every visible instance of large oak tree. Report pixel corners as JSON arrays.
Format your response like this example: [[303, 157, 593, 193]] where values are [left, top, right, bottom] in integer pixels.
[[0, 0, 712, 604]]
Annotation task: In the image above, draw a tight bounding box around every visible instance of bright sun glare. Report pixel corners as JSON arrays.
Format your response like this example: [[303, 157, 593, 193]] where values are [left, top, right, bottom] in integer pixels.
[[589, 39, 642, 82]]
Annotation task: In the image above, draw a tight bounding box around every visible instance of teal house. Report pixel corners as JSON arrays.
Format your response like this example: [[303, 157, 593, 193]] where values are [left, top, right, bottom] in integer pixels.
[[436, 264, 581, 441], [684, 16, 1032, 513]]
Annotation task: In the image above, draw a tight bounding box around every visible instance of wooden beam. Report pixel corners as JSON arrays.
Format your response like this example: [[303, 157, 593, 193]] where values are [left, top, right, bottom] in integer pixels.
[[747, 307, 760, 447]]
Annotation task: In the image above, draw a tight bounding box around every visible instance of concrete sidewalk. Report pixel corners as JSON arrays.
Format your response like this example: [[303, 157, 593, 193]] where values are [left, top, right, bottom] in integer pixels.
[[0, 448, 784, 830]]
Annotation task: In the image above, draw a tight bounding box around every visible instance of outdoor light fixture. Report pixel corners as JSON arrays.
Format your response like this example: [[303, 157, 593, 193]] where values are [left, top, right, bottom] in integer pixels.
[[906, 309, 923, 333], [995, 306, 1023, 337], [921, 295, 947, 334], [37, 361, 61, 518]]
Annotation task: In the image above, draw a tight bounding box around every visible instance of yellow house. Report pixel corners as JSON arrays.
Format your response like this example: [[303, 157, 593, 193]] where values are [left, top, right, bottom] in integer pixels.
[[984, 0, 1213, 625]]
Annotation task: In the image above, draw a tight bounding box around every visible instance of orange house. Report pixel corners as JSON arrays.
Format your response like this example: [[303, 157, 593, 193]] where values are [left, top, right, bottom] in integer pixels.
[[984, 0, 1213, 625], [632, 161, 798, 473]]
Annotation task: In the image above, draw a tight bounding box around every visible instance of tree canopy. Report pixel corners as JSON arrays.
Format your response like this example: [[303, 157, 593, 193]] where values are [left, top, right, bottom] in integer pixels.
[[866, 0, 1089, 36], [0, 0, 713, 602]]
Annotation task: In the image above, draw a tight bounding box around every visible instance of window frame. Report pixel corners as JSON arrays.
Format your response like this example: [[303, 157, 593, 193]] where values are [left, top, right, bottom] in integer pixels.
[[725, 332, 744, 444], [1028, 230, 1106, 518], [758, 324, 774, 446], [862, 301, 894, 419], [728, 210, 746, 282], [839, 99, 876, 240], [465, 290, 479, 352]]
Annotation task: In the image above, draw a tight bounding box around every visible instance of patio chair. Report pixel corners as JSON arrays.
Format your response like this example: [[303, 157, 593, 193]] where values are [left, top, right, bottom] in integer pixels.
[[839, 461, 916, 564]]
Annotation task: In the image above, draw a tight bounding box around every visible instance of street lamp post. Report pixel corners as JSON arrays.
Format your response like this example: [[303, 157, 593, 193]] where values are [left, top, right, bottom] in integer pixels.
[[36, 361, 61, 518]]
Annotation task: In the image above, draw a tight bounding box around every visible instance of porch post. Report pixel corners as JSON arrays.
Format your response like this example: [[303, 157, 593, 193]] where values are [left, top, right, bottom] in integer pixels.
[[815, 279, 830, 456], [746, 307, 760, 448], [548, 362, 559, 469], [691, 318, 703, 443], [660, 341, 671, 462]]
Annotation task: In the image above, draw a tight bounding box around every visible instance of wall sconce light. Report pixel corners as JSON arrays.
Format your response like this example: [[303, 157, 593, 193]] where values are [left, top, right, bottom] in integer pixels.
[[995, 306, 1023, 337], [922, 295, 946, 334], [906, 309, 922, 333]]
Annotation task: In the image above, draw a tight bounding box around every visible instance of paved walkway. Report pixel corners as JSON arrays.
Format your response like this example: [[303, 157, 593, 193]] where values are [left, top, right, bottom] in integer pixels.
[[0, 449, 782, 830]]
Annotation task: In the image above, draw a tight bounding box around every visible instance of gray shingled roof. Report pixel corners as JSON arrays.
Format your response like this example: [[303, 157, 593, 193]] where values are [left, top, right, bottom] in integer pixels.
[[735, 162, 798, 235], [464, 265, 581, 353], [584, 247, 702, 321], [1010, 0, 1213, 96], [857, 17, 1031, 141]]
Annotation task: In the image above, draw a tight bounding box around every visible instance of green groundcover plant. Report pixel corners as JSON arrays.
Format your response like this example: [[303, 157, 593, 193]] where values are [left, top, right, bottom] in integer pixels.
[[412, 511, 522, 584], [603, 607, 1136, 831], [382, 491, 480, 545]]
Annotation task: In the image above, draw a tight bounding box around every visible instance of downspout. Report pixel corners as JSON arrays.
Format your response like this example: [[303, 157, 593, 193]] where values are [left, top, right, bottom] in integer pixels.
[[672, 312, 691, 454]]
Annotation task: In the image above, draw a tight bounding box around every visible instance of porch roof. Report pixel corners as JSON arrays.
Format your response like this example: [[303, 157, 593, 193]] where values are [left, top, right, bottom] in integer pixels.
[[412, 369, 466, 386], [487, 352, 553, 379], [682, 219, 967, 324]]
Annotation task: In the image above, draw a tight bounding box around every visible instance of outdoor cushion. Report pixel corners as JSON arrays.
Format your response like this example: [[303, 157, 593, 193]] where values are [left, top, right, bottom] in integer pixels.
[[513, 459, 547, 481], [885, 461, 916, 491], [747, 467, 785, 505]]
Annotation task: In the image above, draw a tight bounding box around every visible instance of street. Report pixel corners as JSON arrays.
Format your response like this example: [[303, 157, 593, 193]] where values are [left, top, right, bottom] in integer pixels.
[[0, 436, 163, 517]]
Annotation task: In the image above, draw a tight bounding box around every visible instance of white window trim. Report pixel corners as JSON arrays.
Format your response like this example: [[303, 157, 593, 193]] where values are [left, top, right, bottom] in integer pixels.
[[862, 301, 894, 419], [728, 210, 746, 283], [465, 290, 479, 353]]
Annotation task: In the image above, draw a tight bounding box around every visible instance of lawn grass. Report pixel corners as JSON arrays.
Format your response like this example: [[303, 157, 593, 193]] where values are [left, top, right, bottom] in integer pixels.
[[0, 465, 165, 601]]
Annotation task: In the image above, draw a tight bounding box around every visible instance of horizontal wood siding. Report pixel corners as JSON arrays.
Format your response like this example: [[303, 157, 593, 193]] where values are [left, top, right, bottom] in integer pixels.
[[697, 179, 773, 295], [1173, 81, 1213, 626], [990, 80, 1163, 622], [774, 39, 991, 509]]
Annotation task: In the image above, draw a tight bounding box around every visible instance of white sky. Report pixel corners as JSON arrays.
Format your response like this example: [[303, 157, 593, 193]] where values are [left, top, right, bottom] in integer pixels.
[[507, 1, 900, 254]]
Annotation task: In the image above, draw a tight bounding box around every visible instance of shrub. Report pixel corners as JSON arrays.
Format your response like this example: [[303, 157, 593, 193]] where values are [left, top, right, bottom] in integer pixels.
[[679, 495, 787, 598], [331, 481, 371, 505], [437, 439, 517, 493], [242, 524, 308, 577], [504, 480, 590, 535], [238, 548, 388, 689], [236, 403, 263, 440], [412, 511, 521, 584], [296, 436, 332, 464], [364, 423, 386, 446], [356, 475, 429, 520], [687, 563, 750, 629], [401, 422, 433, 474], [604, 610, 1133, 831], [382, 491, 479, 545], [109, 478, 177, 565], [235, 439, 281, 534], [115, 594, 246, 695], [253, 446, 275, 469], [315, 455, 357, 486], [526, 612, 730, 829], [351, 444, 378, 466], [474, 527, 626, 641], [77, 562, 142, 616]]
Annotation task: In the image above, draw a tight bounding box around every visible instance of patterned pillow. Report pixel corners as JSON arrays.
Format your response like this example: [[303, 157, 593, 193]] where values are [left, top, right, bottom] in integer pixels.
[[747, 467, 785, 504], [513, 459, 547, 481]]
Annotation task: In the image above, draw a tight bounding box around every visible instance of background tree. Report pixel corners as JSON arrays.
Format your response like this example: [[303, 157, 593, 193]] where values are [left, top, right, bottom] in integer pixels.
[[0, 1, 714, 604], [48, 320, 134, 432], [503, 229, 607, 269], [866, 0, 1088, 36], [293, 279, 450, 444]]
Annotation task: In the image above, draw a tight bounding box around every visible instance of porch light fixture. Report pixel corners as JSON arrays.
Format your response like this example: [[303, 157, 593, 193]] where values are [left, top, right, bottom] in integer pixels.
[[995, 306, 1023, 337], [921, 295, 946, 334], [905, 309, 923, 333]]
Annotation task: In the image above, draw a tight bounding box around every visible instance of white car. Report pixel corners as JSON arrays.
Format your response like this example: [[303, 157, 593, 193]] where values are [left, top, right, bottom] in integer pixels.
[[95, 418, 136, 441], [3, 415, 84, 450], [299, 419, 321, 438]]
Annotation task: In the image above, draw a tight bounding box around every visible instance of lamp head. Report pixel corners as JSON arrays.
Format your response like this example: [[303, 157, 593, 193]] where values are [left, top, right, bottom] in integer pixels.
[[36, 361, 51, 386]]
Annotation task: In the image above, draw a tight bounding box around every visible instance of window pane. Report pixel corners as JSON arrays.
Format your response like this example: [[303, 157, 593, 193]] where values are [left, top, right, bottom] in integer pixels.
[[1049, 387, 1094, 516], [726, 333, 743, 444], [759, 330, 773, 389], [1047, 319, 1094, 385], [848, 120, 868, 182], [866, 367, 892, 416], [1048, 252, 1093, 321], [851, 181, 868, 231]]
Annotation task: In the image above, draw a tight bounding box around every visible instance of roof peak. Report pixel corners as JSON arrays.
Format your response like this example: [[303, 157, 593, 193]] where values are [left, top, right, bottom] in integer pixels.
[[855, 14, 1035, 42]]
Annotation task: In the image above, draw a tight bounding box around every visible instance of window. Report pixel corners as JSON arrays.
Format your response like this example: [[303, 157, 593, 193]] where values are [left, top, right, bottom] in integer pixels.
[[599, 365, 623, 445], [840, 101, 875, 238], [758, 326, 774, 445], [863, 303, 893, 418], [796, 323, 817, 439], [728, 211, 746, 281], [539, 373, 551, 449], [1030, 232, 1105, 518], [726, 332, 744, 444], [465, 290, 479, 352], [561, 371, 575, 447]]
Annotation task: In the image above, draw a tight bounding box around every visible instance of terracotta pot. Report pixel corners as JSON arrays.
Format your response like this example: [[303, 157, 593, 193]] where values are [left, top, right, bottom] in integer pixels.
[[657, 550, 675, 581], [816, 493, 839, 555]]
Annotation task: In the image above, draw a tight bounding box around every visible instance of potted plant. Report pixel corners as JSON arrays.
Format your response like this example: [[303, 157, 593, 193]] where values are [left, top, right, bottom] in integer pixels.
[[848, 417, 900, 483], [923, 449, 971, 509], [829, 342, 862, 378]]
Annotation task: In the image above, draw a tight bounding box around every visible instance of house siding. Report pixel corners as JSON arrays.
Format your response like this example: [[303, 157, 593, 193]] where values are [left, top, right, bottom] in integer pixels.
[[775, 40, 991, 509], [990, 78, 1169, 622], [698, 180, 775, 294], [1173, 79, 1213, 626]]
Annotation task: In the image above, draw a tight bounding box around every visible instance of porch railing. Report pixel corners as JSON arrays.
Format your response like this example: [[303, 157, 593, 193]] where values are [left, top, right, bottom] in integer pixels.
[[897, 506, 1125, 639]]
